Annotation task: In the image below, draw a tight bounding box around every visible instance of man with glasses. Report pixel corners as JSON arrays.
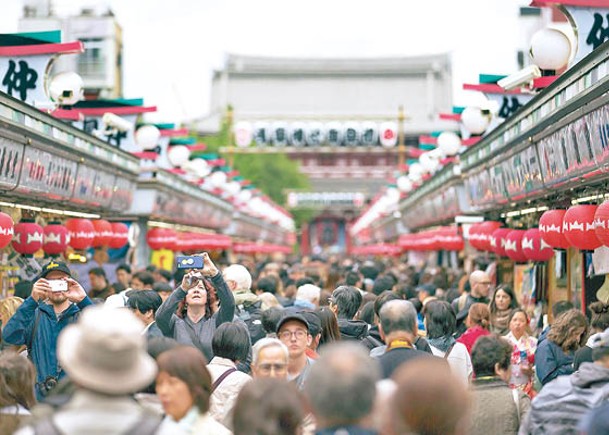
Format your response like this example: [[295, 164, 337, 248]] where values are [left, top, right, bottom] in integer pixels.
[[251, 337, 289, 379], [276, 313, 315, 389], [452, 270, 492, 336]]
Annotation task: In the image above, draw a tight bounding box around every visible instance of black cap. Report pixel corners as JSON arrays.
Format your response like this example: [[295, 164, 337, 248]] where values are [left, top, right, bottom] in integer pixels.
[[276, 313, 309, 334], [38, 260, 72, 280]]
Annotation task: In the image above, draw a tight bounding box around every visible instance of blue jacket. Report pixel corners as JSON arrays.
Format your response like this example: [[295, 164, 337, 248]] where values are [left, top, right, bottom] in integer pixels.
[[535, 338, 574, 386], [2, 295, 92, 399]]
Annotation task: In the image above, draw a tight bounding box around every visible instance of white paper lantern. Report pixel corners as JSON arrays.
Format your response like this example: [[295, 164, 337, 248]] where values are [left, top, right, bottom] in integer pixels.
[[167, 145, 191, 167], [397, 175, 413, 193], [305, 122, 325, 146], [209, 171, 228, 188], [437, 131, 462, 156], [461, 107, 490, 135], [271, 122, 289, 147], [379, 122, 398, 148], [360, 122, 379, 146], [343, 122, 361, 146], [253, 122, 271, 146], [289, 122, 307, 147], [530, 28, 572, 71], [183, 158, 210, 178], [48, 72, 84, 106], [234, 121, 253, 147], [408, 163, 424, 184], [135, 125, 161, 150], [419, 152, 441, 173], [326, 122, 343, 146]]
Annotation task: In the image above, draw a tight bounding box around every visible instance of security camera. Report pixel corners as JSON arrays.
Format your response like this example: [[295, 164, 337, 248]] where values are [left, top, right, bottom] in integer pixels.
[[497, 65, 542, 91], [102, 113, 133, 133], [48, 72, 84, 106]]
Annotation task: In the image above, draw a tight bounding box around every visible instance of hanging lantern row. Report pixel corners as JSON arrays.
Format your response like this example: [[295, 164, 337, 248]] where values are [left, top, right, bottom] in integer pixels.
[[469, 222, 554, 263], [398, 226, 464, 252], [146, 227, 232, 252], [539, 204, 609, 252], [0, 214, 130, 254]]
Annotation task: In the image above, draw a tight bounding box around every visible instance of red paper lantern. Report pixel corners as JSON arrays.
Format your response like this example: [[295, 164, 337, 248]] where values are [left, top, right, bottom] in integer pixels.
[[43, 223, 69, 255], [468, 223, 484, 250], [91, 219, 113, 247], [437, 227, 464, 251], [522, 228, 555, 262], [594, 201, 609, 247], [0, 212, 14, 248], [109, 222, 129, 249], [505, 230, 528, 263], [539, 209, 570, 249], [12, 220, 43, 255], [478, 221, 502, 251], [563, 205, 601, 251], [490, 228, 512, 257], [66, 219, 95, 250], [147, 228, 177, 251]]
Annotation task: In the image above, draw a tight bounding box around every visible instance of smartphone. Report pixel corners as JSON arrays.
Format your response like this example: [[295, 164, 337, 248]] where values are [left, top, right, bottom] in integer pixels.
[[49, 280, 68, 292], [176, 256, 204, 269]]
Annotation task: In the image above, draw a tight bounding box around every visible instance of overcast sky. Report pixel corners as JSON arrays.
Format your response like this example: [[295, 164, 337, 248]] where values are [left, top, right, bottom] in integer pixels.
[[2, 0, 532, 124]]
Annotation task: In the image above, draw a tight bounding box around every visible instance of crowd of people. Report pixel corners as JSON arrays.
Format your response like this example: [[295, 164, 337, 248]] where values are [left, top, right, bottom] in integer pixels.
[[1, 253, 609, 434]]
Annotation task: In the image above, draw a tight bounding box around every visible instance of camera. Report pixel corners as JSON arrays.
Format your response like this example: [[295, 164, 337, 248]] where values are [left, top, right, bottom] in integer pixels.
[[102, 112, 134, 133], [49, 280, 68, 292], [497, 65, 542, 91], [187, 272, 204, 287], [177, 256, 204, 269], [38, 375, 58, 395]]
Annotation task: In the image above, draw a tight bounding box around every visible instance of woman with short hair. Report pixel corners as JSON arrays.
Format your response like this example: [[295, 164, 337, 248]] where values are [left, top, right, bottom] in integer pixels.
[[457, 303, 491, 354], [156, 346, 230, 434]]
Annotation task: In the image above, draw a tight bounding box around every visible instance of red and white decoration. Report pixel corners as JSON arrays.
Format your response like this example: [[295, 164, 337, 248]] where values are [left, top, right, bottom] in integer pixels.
[[12, 221, 43, 255], [505, 230, 528, 263], [146, 227, 177, 251], [539, 209, 570, 249], [594, 201, 609, 247], [469, 221, 501, 252], [66, 219, 95, 250], [43, 223, 69, 255], [490, 228, 512, 257], [92, 219, 113, 247], [522, 228, 554, 262], [563, 205, 601, 251], [109, 222, 129, 249], [0, 212, 14, 249]]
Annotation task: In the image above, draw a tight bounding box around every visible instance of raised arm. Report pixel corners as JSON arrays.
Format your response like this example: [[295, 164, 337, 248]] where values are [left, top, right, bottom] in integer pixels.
[[155, 286, 185, 337], [210, 272, 235, 325]]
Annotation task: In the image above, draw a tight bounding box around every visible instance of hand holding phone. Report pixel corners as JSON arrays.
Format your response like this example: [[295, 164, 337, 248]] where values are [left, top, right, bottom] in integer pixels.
[[48, 280, 68, 292]]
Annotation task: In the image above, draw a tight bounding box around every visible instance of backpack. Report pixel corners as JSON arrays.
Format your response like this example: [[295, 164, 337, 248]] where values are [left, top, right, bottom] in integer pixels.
[[236, 303, 265, 344]]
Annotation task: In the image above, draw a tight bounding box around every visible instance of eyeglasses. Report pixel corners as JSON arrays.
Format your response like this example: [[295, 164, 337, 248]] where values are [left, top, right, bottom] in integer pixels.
[[278, 330, 308, 340], [257, 363, 287, 372], [477, 281, 492, 286]]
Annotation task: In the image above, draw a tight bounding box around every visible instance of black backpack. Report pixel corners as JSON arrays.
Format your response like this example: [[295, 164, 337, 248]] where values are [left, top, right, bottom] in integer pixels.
[[236, 302, 266, 344]]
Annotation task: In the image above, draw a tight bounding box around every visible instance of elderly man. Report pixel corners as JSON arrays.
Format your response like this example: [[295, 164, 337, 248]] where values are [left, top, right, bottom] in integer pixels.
[[223, 264, 265, 344], [294, 284, 321, 310], [276, 313, 314, 389], [376, 300, 433, 379], [2, 260, 92, 400], [251, 337, 289, 379], [304, 342, 380, 435]]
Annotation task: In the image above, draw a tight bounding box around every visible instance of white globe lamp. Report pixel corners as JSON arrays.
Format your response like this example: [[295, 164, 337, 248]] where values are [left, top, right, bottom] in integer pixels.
[[437, 131, 462, 156], [135, 125, 161, 150], [209, 171, 228, 189], [419, 152, 440, 173], [530, 28, 572, 72], [167, 145, 191, 167], [183, 158, 210, 178], [461, 107, 490, 135], [397, 175, 413, 193], [48, 72, 84, 106]]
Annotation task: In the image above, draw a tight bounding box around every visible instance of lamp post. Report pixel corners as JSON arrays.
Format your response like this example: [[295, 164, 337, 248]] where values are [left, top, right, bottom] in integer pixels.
[[397, 105, 405, 168]]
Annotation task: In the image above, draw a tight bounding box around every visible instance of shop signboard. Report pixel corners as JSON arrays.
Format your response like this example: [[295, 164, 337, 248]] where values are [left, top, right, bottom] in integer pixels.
[[0, 136, 24, 190], [72, 164, 115, 207], [109, 177, 136, 212], [18, 147, 77, 199]]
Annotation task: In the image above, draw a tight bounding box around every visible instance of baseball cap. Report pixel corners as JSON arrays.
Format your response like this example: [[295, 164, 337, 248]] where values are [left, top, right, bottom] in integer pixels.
[[38, 260, 72, 280], [276, 313, 309, 334]]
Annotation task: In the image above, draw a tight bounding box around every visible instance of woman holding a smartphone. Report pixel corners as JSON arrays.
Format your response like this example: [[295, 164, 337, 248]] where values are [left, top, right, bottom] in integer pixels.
[[156, 253, 235, 361]]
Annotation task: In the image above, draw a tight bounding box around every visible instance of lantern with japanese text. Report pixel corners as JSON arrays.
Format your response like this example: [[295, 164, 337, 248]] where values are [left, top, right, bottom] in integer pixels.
[[563, 205, 601, 251], [490, 228, 512, 257], [66, 219, 95, 250], [92, 219, 113, 247], [539, 209, 569, 249], [594, 201, 609, 247], [505, 230, 528, 263], [0, 212, 14, 248], [12, 220, 43, 255], [522, 228, 554, 262], [43, 223, 69, 255], [109, 222, 129, 249], [468, 223, 484, 250], [479, 221, 502, 251]]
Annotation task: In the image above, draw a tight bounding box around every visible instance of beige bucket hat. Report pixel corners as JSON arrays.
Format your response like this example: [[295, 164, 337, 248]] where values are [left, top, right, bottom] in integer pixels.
[[58, 305, 157, 395]]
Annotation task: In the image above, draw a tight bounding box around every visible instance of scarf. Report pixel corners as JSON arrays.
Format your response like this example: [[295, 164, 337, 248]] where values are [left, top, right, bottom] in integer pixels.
[[428, 335, 456, 353], [492, 309, 511, 334]]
